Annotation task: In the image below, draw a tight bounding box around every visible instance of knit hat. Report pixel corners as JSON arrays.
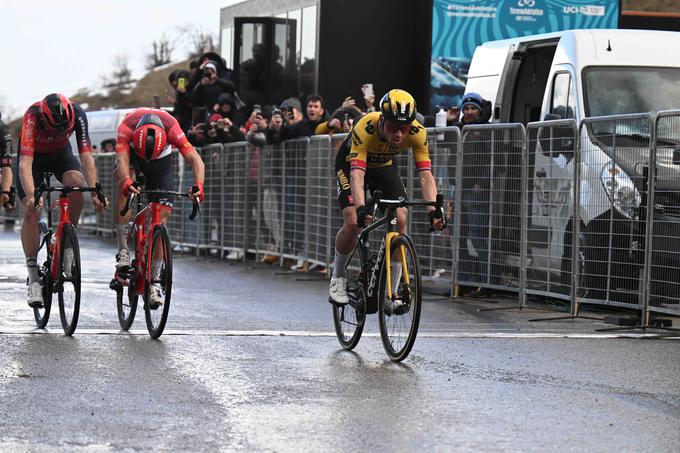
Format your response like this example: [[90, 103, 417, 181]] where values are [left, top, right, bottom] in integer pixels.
[[280, 97, 302, 112], [460, 92, 483, 111]]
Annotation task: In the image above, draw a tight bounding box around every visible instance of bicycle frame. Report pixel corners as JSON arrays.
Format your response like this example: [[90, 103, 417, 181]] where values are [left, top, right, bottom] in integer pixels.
[[129, 201, 166, 296], [46, 194, 72, 281], [359, 204, 411, 301]]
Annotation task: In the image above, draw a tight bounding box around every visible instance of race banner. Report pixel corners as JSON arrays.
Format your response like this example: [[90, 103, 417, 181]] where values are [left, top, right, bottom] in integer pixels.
[[430, 0, 619, 112]]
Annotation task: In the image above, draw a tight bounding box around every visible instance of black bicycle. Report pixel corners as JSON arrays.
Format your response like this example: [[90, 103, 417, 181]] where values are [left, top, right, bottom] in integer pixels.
[[332, 191, 444, 361], [32, 172, 106, 335]]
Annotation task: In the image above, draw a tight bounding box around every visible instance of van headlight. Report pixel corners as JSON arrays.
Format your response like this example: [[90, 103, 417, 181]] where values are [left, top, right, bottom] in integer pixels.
[[600, 162, 641, 219]]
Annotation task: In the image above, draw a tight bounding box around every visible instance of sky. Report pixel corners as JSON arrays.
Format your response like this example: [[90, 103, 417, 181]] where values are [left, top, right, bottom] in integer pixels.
[[0, 0, 242, 121]]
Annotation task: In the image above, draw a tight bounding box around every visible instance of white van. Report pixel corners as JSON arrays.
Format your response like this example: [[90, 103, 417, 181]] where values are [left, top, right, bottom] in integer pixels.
[[464, 29, 680, 299]]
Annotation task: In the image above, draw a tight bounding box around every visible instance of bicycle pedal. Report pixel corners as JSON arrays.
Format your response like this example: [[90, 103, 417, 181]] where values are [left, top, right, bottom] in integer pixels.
[[109, 278, 123, 292]]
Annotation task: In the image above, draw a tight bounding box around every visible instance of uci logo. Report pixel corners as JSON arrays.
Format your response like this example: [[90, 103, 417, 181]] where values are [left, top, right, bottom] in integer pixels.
[[518, 0, 535, 6]]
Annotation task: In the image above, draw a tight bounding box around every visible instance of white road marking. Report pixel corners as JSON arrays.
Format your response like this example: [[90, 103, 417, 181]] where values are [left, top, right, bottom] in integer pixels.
[[0, 327, 677, 339]]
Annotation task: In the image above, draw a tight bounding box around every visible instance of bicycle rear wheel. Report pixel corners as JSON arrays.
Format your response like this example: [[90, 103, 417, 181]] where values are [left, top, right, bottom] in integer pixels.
[[332, 248, 366, 350], [144, 225, 172, 339], [116, 226, 138, 331], [33, 237, 53, 329], [378, 234, 422, 361], [57, 224, 81, 336]]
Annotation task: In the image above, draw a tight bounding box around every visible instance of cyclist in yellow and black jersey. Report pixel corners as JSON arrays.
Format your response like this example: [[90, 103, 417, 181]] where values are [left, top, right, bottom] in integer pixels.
[[330, 89, 445, 305]]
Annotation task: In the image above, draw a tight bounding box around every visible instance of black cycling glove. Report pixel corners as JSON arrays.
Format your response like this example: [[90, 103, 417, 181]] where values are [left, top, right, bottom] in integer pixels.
[[428, 207, 447, 230], [356, 205, 371, 228]]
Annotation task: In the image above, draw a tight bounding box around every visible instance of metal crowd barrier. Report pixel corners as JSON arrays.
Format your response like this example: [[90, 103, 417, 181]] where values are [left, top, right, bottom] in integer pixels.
[[1, 115, 678, 324], [525, 119, 578, 303], [647, 110, 680, 321], [454, 124, 526, 299]]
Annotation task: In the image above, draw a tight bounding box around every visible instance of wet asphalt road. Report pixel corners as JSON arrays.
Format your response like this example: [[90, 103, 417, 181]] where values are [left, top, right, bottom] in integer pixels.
[[0, 228, 678, 452]]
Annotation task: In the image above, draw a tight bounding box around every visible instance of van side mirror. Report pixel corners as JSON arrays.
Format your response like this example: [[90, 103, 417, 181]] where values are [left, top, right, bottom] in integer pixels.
[[538, 117, 576, 161]]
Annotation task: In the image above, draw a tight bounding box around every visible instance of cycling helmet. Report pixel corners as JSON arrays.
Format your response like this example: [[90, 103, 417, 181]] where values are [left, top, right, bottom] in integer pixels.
[[379, 89, 417, 125], [39, 93, 74, 132], [133, 114, 167, 161]]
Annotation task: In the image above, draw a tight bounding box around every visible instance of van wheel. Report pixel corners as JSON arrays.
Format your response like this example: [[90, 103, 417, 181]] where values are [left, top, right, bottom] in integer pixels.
[[561, 219, 604, 299]]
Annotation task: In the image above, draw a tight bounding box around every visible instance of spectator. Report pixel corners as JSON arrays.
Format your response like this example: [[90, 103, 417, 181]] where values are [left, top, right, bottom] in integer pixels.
[[271, 95, 331, 142], [191, 60, 236, 112], [100, 139, 116, 153], [168, 69, 194, 133], [239, 43, 287, 108], [455, 92, 494, 297], [215, 93, 246, 129]]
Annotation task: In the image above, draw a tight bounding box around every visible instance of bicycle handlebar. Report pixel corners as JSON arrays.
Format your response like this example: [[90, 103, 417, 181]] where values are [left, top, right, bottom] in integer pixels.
[[366, 191, 445, 232], [367, 191, 444, 210], [34, 183, 107, 208], [120, 187, 202, 221]]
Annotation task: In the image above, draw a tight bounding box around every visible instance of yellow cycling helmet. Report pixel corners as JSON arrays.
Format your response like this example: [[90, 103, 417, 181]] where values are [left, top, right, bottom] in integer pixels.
[[379, 89, 417, 125]]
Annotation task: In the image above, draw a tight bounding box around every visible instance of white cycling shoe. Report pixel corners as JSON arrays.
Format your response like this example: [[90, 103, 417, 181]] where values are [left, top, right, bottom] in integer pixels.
[[329, 277, 349, 305], [27, 281, 44, 308]]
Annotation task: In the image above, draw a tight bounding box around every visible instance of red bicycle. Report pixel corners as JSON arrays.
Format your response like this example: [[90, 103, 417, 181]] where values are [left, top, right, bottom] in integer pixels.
[[33, 172, 107, 335], [111, 185, 200, 339]]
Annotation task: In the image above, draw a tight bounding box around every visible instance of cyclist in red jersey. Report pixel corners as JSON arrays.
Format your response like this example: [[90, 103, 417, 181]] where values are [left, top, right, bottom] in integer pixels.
[[0, 114, 13, 210], [19, 93, 107, 307], [113, 108, 204, 306]]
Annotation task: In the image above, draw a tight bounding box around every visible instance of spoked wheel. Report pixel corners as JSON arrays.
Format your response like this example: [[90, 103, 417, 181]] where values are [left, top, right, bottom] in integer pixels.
[[144, 225, 172, 339], [33, 237, 53, 329], [116, 227, 138, 331], [378, 234, 422, 362], [332, 269, 366, 350], [57, 224, 81, 336]]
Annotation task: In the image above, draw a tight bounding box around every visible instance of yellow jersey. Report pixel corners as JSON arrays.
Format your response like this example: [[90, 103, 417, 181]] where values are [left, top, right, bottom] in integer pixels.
[[338, 111, 431, 172]]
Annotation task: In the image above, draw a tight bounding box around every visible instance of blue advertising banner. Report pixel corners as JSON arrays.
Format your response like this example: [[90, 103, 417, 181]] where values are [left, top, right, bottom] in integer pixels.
[[431, 0, 619, 112]]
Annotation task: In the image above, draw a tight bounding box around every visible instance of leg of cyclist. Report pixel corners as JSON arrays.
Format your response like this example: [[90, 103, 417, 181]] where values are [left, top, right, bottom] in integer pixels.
[[329, 164, 363, 304], [113, 159, 137, 270], [17, 154, 44, 307]]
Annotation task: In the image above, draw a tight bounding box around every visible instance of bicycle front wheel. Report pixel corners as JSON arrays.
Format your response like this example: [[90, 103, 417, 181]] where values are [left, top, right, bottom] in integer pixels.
[[378, 234, 422, 361], [116, 226, 139, 331], [144, 225, 172, 339], [33, 237, 53, 329], [57, 224, 81, 336]]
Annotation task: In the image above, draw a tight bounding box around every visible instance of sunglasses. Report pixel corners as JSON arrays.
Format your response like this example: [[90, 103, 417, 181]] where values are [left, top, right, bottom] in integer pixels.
[[384, 121, 411, 134]]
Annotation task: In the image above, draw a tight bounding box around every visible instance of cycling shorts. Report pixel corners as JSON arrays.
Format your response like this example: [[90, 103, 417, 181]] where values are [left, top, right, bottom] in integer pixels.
[[335, 159, 407, 210], [17, 144, 82, 200]]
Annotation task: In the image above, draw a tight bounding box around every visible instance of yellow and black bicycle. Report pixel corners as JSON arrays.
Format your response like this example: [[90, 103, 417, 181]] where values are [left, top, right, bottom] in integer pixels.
[[332, 191, 444, 361]]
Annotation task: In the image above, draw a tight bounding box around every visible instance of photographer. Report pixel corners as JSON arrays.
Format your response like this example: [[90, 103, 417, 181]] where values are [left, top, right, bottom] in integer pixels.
[[191, 60, 236, 112], [168, 69, 194, 133]]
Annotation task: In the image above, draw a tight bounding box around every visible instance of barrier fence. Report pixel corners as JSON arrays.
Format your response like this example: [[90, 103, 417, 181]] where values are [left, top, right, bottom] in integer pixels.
[[2, 113, 679, 323]]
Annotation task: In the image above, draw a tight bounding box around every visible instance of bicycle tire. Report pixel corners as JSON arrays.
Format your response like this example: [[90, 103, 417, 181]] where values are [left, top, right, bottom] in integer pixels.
[[144, 225, 172, 339], [332, 247, 366, 350], [378, 234, 422, 361], [33, 241, 53, 329], [57, 224, 81, 336], [116, 226, 138, 331]]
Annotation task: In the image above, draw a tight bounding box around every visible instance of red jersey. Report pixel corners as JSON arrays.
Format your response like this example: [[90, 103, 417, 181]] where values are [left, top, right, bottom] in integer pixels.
[[19, 102, 92, 157], [116, 108, 193, 159]]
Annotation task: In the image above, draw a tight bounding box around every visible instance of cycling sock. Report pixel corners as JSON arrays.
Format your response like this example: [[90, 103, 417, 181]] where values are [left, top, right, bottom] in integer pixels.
[[151, 261, 162, 281], [332, 250, 350, 278], [116, 224, 128, 251], [391, 262, 403, 294], [26, 256, 39, 284]]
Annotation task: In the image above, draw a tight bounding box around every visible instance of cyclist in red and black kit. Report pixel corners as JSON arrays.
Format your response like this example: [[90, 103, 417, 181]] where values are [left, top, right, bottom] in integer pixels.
[[113, 108, 204, 305], [19, 93, 106, 307], [0, 113, 14, 210]]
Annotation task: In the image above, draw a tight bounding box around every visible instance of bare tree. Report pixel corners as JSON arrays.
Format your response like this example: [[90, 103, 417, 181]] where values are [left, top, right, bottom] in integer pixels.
[[145, 33, 176, 70], [177, 24, 217, 59], [102, 55, 135, 90]]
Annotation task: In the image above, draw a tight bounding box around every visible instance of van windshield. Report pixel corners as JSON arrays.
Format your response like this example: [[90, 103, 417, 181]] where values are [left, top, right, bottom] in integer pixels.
[[584, 66, 680, 117]]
